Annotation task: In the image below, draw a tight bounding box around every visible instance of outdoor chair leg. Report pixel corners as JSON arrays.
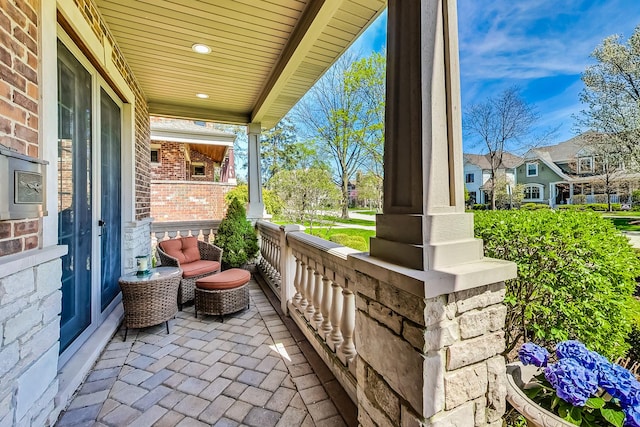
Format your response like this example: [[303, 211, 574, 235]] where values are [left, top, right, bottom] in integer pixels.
[[123, 327, 128, 342], [165, 321, 170, 334]]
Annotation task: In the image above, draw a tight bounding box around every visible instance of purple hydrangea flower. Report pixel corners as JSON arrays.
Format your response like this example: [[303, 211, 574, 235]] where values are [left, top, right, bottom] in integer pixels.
[[600, 363, 640, 405], [544, 358, 599, 407], [519, 343, 549, 367], [555, 340, 588, 360], [625, 404, 640, 427]]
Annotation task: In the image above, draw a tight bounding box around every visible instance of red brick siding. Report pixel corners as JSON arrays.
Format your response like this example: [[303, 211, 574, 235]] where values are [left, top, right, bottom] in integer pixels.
[[0, 0, 40, 256], [151, 182, 234, 221], [151, 142, 185, 181], [189, 149, 217, 182], [151, 142, 219, 182]]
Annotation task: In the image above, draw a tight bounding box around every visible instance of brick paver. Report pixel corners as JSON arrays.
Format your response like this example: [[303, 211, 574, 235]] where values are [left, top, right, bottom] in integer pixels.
[[56, 279, 345, 426]]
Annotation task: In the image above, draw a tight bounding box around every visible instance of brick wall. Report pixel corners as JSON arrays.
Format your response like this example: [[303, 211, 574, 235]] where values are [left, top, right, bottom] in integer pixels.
[[0, 0, 41, 257], [151, 142, 184, 180], [151, 141, 218, 182], [151, 181, 234, 222]]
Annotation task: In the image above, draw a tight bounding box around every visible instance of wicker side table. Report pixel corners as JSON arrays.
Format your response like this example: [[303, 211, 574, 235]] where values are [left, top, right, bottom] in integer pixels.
[[118, 267, 182, 341]]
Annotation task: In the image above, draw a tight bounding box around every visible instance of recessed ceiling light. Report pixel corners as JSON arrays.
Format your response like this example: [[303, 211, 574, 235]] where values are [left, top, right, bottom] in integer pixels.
[[191, 43, 211, 54], [196, 93, 209, 99]]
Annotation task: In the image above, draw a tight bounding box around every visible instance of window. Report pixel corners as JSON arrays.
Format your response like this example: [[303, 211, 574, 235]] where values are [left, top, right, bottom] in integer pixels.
[[192, 163, 205, 176], [526, 162, 538, 177], [150, 144, 161, 163], [578, 157, 593, 173], [524, 184, 543, 200], [465, 173, 474, 183]]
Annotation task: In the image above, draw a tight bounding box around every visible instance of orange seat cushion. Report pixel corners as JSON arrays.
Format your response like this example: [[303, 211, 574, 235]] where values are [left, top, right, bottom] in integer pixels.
[[182, 260, 221, 278], [196, 268, 251, 290], [159, 239, 187, 264], [159, 237, 202, 265]]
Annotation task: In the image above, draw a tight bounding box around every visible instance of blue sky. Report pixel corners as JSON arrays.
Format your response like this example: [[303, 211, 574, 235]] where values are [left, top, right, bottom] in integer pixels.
[[349, 0, 640, 153]]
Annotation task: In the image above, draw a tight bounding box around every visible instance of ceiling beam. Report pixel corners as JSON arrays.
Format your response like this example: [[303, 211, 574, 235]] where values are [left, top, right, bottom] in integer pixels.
[[148, 102, 251, 125], [250, 0, 343, 126]]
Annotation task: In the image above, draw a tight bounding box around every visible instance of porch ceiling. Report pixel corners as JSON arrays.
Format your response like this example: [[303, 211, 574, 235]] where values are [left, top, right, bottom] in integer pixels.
[[94, 0, 385, 129]]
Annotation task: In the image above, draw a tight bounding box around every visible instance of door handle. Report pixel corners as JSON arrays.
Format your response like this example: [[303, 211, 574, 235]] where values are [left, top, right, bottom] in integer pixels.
[[98, 219, 106, 236]]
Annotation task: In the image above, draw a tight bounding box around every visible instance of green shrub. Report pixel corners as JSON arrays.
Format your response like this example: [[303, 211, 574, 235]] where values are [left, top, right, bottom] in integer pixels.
[[472, 204, 487, 210], [224, 184, 284, 216], [215, 198, 259, 269], [581, 203, 621, 211], [328, 234, 368, 252], [520, 202, 551, 210], [474, 210, 640, 359], [632, 190, 640, 206], [556, 204, 586, 211]]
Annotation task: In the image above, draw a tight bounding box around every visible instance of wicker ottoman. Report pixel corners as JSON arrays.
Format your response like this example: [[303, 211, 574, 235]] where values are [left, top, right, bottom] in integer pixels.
[[195, 268, 251, 320]]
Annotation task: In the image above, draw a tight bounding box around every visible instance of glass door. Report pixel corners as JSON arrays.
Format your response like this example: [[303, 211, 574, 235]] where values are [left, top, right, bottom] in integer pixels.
[[99, 88, 122, 310], [57, 41, 93, 352]]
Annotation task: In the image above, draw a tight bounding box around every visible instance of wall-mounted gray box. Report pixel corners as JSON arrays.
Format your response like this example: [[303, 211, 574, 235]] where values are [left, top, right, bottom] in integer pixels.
[[0, 147, 48, 220]]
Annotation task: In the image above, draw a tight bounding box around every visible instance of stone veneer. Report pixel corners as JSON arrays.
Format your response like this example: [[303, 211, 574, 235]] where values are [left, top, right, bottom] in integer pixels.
[[0, 248, 65, 426], [123, 220, 152, 272], [354, 267, 507, 427]]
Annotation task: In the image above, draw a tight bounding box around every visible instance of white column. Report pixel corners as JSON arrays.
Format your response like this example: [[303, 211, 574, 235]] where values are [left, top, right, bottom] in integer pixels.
[[369, 0, 482, 272], [247, 122, 265, 220]]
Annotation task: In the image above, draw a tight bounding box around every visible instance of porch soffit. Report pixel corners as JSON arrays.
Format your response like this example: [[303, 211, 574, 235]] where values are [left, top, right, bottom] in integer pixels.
[[94, 0, 386, 129]]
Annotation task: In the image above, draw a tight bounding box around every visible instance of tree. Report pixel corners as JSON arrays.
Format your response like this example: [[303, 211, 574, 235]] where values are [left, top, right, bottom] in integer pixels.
[[491, 175, 525, 209], [578, 27, 640, 161], [356, 171, 383, 211], [463, 87, 545, 210], [260, 117, 317, 184], [293, 51, 385, 218], [215, 198, 259, 269], [270, 168, 340, 228]]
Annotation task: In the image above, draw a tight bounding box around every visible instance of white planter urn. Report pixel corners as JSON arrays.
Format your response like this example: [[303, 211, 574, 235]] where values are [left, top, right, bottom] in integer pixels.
[[505, 362, 575, 427]]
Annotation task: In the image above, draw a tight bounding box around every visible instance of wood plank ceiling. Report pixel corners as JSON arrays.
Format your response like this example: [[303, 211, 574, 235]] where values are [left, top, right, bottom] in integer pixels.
[[95, 0, 386, 129]]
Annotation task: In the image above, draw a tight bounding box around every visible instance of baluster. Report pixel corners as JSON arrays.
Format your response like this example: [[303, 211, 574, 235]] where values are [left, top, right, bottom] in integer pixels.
[[298, 260, 308, 311], [269, 239, 277, 278], [312, 271, 324, 329], [304, 265, 316, 321], [275, 246, 281, 280], [267, 238, 275, 277], [337, 289, 356, 365], [328, 282, 343, 351], [293, 256, 302, 307], [320, 276, 333, 339]]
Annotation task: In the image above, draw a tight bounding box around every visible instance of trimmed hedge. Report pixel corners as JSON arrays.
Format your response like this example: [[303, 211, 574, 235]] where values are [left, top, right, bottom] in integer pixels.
[[474, 209, 640, 359], [558, 203, 621, 211], [520, 202, 551, 210]]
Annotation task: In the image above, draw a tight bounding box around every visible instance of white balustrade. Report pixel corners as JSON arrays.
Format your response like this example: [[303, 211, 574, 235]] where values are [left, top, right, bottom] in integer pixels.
[[255, 221, 360, 401]]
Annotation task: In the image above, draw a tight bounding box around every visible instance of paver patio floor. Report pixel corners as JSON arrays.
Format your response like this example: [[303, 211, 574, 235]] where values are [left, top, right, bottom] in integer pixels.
[[56, 279, 347, 427]]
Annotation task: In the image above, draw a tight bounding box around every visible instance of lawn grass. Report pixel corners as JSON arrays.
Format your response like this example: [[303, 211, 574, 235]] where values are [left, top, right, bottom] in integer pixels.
[[322, 215, 376, 226], [601, 211, 640, 217], [306, 227, 375, 251], [349, 209, 377, 215], [607, 217, 640, 232]]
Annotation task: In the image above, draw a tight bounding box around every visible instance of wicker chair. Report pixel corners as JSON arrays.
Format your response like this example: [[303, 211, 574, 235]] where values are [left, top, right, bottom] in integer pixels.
[[157, 236, 222, 309]]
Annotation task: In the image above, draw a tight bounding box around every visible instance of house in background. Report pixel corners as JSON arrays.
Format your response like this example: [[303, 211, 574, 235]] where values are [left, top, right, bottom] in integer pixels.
[[463, 153, 522, 205], [517, 133, 640, 206], [150, 118, 237, 222]]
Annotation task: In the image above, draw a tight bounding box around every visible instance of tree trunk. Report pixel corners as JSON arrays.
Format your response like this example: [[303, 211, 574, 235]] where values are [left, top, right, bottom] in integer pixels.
[[341, 173, 349, 219]]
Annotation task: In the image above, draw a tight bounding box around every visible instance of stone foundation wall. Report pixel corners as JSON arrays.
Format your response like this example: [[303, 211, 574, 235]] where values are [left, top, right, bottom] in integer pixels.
[[355, 268, 507, 427], [0, 256, 62, 426]]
